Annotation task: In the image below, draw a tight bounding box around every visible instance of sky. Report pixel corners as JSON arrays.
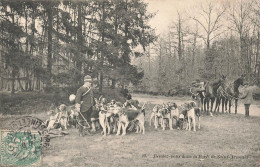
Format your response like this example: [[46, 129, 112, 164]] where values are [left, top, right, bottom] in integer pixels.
[[143, 0, 229, 35], [144, 0, 202, 34]]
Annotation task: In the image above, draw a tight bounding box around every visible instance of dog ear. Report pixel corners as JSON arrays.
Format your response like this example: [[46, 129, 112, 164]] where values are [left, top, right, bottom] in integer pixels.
[[190, 101, 196, 107], [174, 103, 177, 109]]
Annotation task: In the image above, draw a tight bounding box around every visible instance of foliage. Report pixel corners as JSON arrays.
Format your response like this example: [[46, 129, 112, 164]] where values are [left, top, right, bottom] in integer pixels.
[[0, 0, 156, 93]]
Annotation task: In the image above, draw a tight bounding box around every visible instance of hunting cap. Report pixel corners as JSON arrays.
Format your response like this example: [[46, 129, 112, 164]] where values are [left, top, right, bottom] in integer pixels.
[[84, 75, 93, 82]]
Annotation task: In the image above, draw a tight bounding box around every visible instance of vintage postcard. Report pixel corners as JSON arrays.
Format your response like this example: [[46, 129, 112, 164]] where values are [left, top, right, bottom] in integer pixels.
[[0, 0, 259, 166]]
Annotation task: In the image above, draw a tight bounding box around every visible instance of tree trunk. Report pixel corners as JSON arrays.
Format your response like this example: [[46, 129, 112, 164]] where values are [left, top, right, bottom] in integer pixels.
[[99, 1, 105, 93], [192, 33, 197, 71], [76, 3, 83, 83], [47, 3, 53, 87], [17, 77, 25, 91], [111, 79, 116, 89], [240, 36, 248, 74], [255, 30, 259, 75], [11, 69, 15, 94]]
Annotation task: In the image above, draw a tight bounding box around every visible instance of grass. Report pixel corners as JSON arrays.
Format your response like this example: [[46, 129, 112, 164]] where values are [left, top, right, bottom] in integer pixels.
[[0, 88, 126, 115], [0, 94, 259, 167]]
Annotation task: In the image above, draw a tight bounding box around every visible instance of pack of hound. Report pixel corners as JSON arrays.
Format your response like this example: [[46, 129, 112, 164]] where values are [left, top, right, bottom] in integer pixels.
[[45, 94, 201, 137], [150, 101, 201, 132], [45, 95, 146, 136]]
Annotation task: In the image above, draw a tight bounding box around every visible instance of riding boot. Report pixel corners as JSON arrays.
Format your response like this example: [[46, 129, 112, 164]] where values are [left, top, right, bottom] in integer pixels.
[[244, 104, 247, 116], [247, 104, 250, 116], [244, 104, 250, 117]]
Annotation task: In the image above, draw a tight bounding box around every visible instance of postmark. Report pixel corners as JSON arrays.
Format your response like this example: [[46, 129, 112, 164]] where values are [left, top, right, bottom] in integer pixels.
[[0, 116, 50, 166]]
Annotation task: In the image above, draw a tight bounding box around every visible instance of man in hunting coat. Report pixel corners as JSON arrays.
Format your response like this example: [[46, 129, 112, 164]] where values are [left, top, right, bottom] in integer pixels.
[[239, 85, 259, 116], [75, 75, 96, 135]]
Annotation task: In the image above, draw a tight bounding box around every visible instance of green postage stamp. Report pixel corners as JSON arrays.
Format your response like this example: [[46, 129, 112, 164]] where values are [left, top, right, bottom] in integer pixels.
[[0, 116, 50, 166], [0, 130, 42, 166]]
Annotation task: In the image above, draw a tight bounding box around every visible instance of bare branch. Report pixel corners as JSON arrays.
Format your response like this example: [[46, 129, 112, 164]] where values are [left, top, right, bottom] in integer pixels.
[[192, 17, 208, 32], [210, 8, 226, 33], [210, 29, 228, 41]]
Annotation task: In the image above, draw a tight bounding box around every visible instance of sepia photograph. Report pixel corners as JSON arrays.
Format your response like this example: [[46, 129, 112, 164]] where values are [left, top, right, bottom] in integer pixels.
[[0, 0, 259, 166]]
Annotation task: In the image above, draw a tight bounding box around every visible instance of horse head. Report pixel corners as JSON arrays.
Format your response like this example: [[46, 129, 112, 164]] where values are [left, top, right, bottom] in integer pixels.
[[217, 74, 226, 87], [235, 74, 246, 86], [233, 74, 246, 95], [211, 75, 226, 92]]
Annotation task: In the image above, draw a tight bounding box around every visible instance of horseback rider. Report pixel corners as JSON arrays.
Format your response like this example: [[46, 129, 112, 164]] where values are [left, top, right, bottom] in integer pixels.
[[75, 75, 96, 136]]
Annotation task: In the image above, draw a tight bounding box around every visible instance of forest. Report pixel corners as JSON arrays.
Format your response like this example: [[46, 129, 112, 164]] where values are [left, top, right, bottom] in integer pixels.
[[134, 0, 260, 95], [0, 0, 259, 95], [0, 0, 156, 94]]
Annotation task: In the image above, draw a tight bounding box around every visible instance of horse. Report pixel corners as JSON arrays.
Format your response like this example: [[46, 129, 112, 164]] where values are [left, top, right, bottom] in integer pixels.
[[203, 75, 226, 116], [215, 75, 246, 114], [214, 86, 226, 113]]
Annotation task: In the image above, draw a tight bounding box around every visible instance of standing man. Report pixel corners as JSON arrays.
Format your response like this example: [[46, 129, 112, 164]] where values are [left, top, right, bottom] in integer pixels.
[[75, 75, 95, 135], [239, 85, 259, 116]]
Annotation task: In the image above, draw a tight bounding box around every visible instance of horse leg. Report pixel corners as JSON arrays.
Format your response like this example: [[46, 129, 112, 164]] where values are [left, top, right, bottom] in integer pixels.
[[216, 98, 219, 113], [206, 99, 212, 116], [224, 99, 228, 113], [204, 99, 207, 113], [201, 97, 204, 112], [221, 97, 225, 113], [211, 98, 215, 113], [205, 99, 208, 113], [214, 97, 219, 113], [217, 98, 220, 113], [228, 100, 231, 114], [207, 99, 210, 114], [218, 97, 223, 113], [234, 99, 238, 114]]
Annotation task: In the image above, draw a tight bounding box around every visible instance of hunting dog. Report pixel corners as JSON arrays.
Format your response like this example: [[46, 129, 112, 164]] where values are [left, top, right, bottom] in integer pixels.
[[157, 104, 173, 131], [113, 102, 145, 136], [150, 104, 160, 128], [46, 109, 59, 131], [67, 105, 78, 128], [166, 102, 184, 130], [150, 103, 174, 130], [98, 98, 120, 136], [46, 104, 70, 131], [150, 104, 166, 129], [178, 101, 200, 132], [57, 104, 69, 130]]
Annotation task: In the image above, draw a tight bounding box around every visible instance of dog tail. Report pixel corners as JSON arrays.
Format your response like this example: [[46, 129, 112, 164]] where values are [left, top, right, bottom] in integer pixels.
[[141, 103, 146, 116], [141, 108, 145, 117]]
